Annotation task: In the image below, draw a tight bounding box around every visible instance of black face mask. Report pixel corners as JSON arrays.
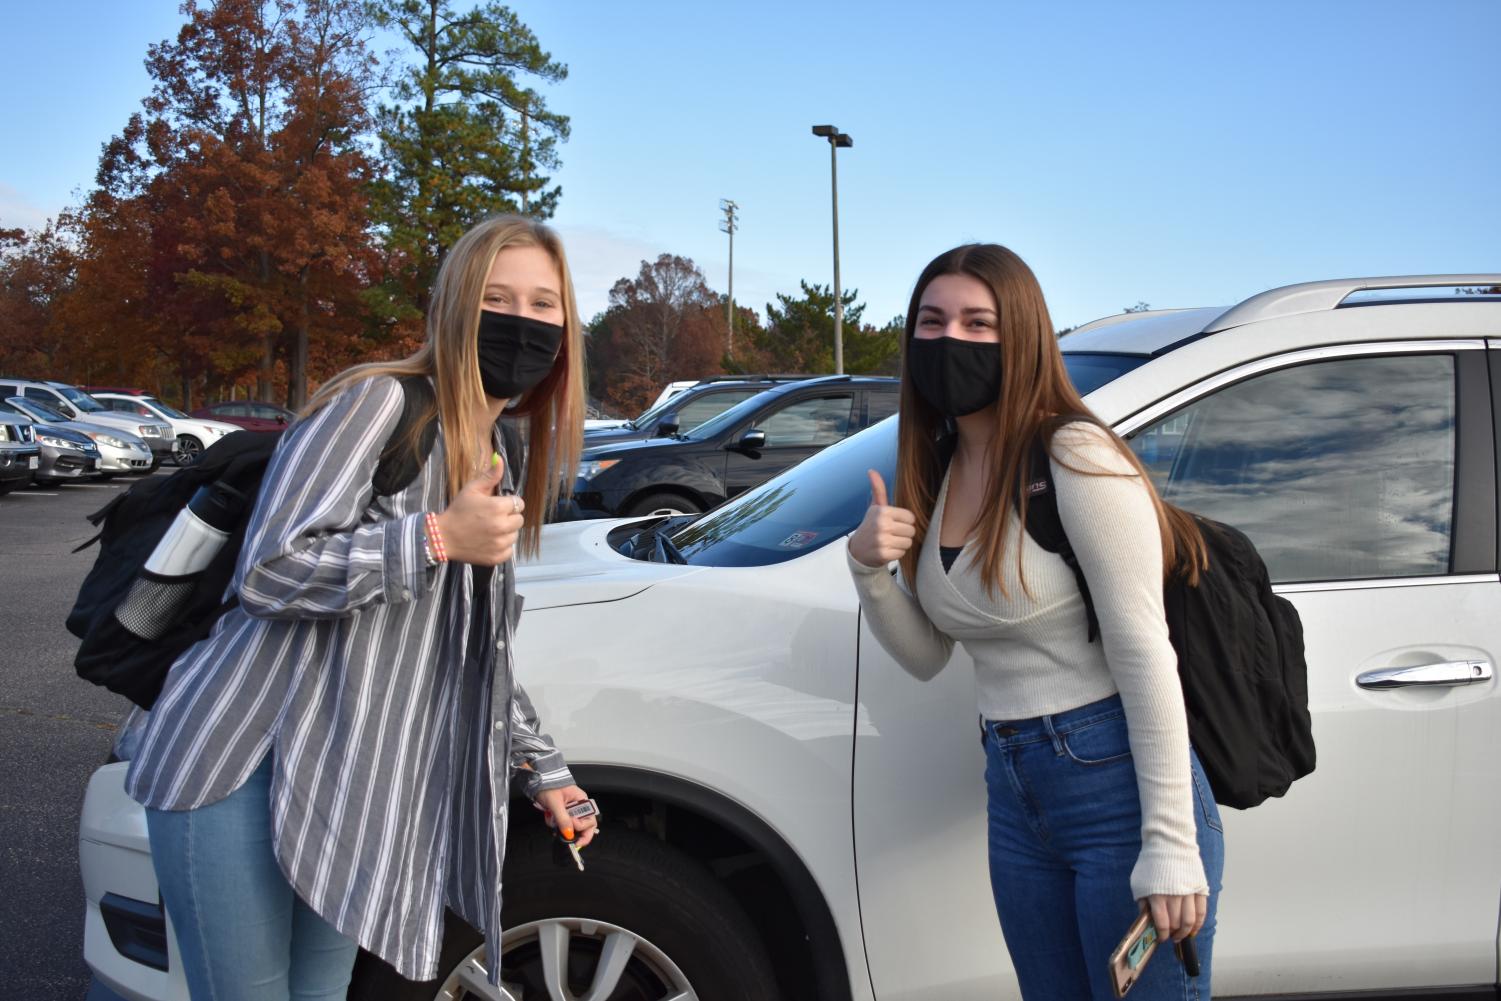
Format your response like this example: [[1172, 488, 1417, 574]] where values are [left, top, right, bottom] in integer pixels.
[[907, 336, 1003, 417], [476, 311, 564, 400]]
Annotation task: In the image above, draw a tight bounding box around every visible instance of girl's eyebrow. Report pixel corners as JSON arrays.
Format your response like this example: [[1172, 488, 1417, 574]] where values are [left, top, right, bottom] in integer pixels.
[[918, 304, 996, 316], [484, 282, 561, 297]]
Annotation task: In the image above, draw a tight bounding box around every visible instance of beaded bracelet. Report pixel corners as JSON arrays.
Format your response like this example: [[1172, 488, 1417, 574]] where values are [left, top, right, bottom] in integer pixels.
[[424, 511, 448, 564]]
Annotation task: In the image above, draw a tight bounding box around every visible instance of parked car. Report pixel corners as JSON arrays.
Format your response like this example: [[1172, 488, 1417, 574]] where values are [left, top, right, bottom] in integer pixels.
[[0, 412, 39, 495], [188, 399, 295, 432], [569, 375, 899, 518], [4, 397, 153, 477], [0, 400, 99, 483], [80, 275, 1501, 1001], [584, 375, 817, 446], [92, 392, 240, 464], [0, 379, 175, 467]]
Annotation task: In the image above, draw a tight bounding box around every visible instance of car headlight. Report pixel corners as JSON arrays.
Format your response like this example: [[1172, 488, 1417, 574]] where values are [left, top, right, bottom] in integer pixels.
[[37, 434, 74, 449], [576, 459, 620, 481], [89, 432, 128, 449]]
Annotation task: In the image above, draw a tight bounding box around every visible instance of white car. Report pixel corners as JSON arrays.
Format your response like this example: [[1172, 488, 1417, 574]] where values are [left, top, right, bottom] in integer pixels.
[[80, 275, 1501, 1001], [0, 379, 176, 466], [92, 393, 241, 465]]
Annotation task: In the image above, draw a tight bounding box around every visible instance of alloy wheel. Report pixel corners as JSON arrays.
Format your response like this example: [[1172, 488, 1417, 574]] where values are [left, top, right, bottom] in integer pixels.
[[434, 917, 697, 1001]]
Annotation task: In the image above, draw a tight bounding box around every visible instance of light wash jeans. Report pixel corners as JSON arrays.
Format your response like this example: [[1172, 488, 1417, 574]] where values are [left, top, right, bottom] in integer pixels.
[[982, 694, 1225, 1001], [145, 755, 359, 1001]]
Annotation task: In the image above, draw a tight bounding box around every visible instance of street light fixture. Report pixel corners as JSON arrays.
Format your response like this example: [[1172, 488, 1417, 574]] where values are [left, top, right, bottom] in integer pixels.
[[719, 199, 739, 359], [811, 124, 853, 374]]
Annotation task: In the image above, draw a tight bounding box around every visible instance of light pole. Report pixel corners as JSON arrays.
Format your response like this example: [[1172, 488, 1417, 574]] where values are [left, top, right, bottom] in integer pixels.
[[811, 124, 853, 374], [719, 198, 738, 359]]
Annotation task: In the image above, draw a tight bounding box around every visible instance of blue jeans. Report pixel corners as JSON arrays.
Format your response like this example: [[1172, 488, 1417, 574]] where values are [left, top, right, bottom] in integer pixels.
[[145, 755, 359, 1001], [982, 694, 1225, 1001]]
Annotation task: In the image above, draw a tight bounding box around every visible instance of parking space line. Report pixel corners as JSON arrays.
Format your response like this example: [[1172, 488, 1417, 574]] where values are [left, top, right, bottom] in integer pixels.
[[10, 492, 60, 497]]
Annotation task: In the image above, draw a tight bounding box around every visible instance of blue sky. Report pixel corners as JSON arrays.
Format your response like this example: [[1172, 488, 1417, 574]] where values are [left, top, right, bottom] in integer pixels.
[[2, 0, 1497, 331]]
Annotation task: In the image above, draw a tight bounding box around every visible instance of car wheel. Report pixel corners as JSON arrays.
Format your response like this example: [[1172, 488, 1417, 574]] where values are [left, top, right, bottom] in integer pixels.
[[625, 493, 702, 518], [176, 435, 203, 465], [348, 829, 779, 1001], [147, 457, 162, 473], [0, 482, 14, 496]]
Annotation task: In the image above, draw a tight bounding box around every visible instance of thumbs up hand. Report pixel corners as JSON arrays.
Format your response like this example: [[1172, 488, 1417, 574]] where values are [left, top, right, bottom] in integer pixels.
[[434, 453, 526, 566], [848, 470, 917, 568]]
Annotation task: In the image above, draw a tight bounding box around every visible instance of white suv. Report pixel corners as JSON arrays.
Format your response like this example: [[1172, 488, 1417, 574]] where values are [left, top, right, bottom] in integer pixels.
[[80, 276, 1501, 1001], [91, 393, 240, 465]]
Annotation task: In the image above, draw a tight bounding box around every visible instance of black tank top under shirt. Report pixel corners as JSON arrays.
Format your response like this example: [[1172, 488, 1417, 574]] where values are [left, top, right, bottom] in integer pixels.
[[940, 546, 963, 573]]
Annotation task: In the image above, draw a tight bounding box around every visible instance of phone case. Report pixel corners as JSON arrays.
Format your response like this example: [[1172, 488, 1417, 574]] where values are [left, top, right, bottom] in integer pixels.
[[1108, 909, 1159, 998]]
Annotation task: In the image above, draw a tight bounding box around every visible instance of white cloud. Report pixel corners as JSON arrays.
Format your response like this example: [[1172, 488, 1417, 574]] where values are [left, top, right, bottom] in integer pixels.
[[0, 183, 60, 232]]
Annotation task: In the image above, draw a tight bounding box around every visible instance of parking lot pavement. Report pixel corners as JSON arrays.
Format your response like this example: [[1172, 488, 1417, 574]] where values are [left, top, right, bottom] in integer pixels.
[[0, 474, 164, 1000]]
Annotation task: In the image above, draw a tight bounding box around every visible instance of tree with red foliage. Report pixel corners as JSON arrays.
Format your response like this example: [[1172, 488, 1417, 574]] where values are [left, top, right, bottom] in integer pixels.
[[585, 254, 730, 417]]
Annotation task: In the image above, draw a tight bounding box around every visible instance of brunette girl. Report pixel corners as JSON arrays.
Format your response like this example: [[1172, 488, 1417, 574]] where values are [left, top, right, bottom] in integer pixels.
[[847, 244, 1223, 1000]]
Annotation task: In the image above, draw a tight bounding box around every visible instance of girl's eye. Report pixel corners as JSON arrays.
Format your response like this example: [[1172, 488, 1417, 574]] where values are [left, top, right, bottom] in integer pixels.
[[918, 317, 942, 326], [534, 300, 556, 311]]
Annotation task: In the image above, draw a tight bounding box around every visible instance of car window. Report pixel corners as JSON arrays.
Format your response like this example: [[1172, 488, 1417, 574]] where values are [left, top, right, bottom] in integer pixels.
[[1126, 353, 1456, 583], [1062, 352, 1151, 397], [675, 390, 756, 431], [24, 387, 60, 406], [864, 389, 900, 427], [109, 399, 152, 415], [758, 394, 855, 448], [674, 416, 898, 567], [252, 404, 287, 420], [218, 403, 249, 417], [0, 400, 20, 416], [0, 384, 16, 397]]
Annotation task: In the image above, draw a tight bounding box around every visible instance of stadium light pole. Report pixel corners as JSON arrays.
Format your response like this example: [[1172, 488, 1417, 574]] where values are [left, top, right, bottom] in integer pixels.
[[719, 199, 739, 359], [811, 124, 853, 374]]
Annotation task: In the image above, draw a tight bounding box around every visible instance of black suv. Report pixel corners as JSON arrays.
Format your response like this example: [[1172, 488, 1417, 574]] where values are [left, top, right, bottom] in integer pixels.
[[583, 375, 814, 447], [569, 375, 900, 518]]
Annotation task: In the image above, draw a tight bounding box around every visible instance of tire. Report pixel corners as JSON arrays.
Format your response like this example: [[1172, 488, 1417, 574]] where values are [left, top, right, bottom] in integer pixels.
[[625, 492, 702, 518], [176, 435, 203, 465], [146, 457, 162, 473], [348, 828, 779, 1001]]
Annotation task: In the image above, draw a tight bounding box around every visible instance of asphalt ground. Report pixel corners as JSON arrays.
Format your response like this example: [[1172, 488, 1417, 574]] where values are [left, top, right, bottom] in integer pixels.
[[0, 472, 167, 1000]]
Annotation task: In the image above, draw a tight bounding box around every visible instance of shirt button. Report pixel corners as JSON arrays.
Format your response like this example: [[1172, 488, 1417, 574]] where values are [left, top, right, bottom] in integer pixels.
[[400, 589, 412, 600], [495, 638, 507, 651], [494, 721, 504, 732]]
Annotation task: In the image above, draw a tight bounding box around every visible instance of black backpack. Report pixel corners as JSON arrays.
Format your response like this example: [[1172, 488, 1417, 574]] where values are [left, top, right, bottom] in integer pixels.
[[1007, 430, 1316, 810], [67, 377, 523, 710]]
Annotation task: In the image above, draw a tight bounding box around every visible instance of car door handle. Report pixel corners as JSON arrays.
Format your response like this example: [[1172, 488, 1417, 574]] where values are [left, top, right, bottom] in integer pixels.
[[1356, 660, 1493, 690]]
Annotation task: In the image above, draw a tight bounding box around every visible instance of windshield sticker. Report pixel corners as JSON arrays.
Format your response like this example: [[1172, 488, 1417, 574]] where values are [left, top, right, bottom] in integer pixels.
[[778, 530, 819, 549]]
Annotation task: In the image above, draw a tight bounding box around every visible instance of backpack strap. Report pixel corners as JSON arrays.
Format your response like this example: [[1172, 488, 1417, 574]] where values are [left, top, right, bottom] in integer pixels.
[[498, 418, 525, 492], [371, 375, 439, 498], [1020, 433, 1101, 643]]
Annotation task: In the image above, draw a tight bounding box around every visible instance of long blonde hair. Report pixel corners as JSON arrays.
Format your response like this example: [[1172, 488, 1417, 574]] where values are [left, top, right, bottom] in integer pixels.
[[305, 215, 585, 558], [893, 244, 1206, 593]]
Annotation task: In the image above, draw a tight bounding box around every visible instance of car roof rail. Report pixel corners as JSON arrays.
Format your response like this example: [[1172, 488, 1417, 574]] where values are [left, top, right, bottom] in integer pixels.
[[1205, 274, 1501, 333], [694, 373, 810, 385]]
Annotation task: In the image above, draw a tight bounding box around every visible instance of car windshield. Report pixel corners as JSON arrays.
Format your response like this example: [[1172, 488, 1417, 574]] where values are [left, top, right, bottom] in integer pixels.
[[627, 389, 703, 431], [670, 355, 1142, 567], [59, 386, 106, 412], [8, 397, 67, 422], [146, 398, 188, 419]]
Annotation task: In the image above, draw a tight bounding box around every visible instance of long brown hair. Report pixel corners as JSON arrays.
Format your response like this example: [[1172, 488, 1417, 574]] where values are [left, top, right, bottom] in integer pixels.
[[304, 215, 584, 558], [893, 244, 1206, 593]]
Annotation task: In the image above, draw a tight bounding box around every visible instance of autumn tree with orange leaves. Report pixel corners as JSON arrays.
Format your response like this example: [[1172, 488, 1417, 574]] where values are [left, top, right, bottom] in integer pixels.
[[62, 0, 379, 407]]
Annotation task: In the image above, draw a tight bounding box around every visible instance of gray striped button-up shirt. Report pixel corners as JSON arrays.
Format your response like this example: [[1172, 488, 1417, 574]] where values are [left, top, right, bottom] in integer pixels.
[[124, 375, 573, 982]]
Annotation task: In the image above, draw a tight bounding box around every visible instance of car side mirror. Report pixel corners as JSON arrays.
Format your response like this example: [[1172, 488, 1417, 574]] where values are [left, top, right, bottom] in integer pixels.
[[737, 429, 767, 452], [656, 417, 679, 437], [60, 405, 77, 419]]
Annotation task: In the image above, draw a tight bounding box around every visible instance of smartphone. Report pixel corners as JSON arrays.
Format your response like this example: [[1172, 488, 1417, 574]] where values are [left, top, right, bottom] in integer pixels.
[[1175, 934, 1200, 978], [1108, 909, 1159, 998]]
